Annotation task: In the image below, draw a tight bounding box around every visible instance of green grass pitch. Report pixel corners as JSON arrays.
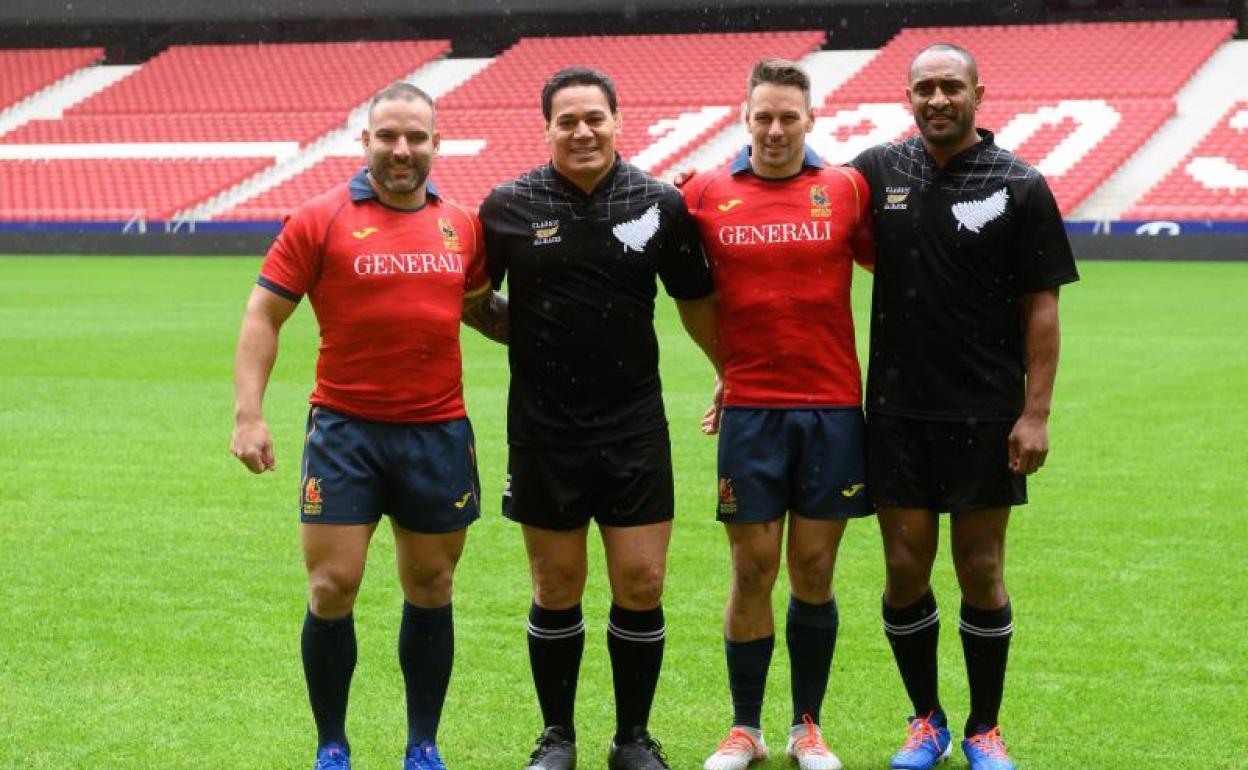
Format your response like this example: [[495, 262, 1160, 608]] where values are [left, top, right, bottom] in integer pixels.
[[0, 256, 1244, 769]]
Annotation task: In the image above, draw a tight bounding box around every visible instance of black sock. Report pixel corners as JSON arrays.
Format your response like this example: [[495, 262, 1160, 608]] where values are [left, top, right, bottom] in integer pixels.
[[302, 608, 356, 750], [528, 602, 584, 738], [960, 600, 1012, 737], [725, 636, 773, 729], [607, 603, 665, 742], [882, 590, 942, 717], [787, 596, 838, 725], [399, 602, 454, 747]]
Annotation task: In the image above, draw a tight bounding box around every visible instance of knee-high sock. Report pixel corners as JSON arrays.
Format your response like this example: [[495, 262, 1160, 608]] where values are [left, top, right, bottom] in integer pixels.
[[960, 600, 1012, 737], [607, 603, 665, 741], [302, 609, 357, 750], [787, 596, 838, 725], [725, 636, 774, 729], [399, 602, 454, 747], [528, 602, 585, 736], [882, 590, 942, 717]]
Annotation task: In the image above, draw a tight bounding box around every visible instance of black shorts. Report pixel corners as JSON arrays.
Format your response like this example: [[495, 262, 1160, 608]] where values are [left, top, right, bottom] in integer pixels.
[[866, 413, 1026, 512], [502, 429, 674, 531], [300, 406, 481, 532]]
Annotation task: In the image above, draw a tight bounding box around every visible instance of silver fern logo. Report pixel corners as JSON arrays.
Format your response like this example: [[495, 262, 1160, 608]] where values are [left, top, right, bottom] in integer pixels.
[[951, 188, 1008, 233], [613, 203, 661, 253]]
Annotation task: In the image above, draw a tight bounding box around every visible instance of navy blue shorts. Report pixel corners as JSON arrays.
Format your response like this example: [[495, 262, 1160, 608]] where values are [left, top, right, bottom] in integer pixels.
[[866, 413, 1026, 512], [502, 429, 674, 531], [716, 407, 871, 523], [299, 406, 481, 532]]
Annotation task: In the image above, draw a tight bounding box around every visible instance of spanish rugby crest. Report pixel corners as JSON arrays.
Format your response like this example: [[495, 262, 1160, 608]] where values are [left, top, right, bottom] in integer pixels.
[[302, 477, 323, 516], [438, 218, 461, 251], [718, 477, 738, 516], [810, 185, 831, 218]]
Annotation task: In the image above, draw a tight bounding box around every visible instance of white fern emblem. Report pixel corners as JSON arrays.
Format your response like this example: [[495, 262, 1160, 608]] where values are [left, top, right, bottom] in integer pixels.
[[613, 203, 661, 253], [951, 188, 1009, 233]]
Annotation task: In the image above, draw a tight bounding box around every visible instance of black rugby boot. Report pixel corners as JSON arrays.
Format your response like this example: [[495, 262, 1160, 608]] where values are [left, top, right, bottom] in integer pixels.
[[526, 726, 576, 770], [607, 728, 670, 770]]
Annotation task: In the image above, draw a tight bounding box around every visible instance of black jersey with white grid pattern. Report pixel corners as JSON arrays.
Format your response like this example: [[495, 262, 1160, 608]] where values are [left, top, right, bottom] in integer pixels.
[[480, 159, 713, 447], [851, 131, 1078, 420]]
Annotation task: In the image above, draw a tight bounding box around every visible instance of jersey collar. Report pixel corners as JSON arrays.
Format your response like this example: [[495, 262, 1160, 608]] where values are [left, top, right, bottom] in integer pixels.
[[729, 145, 824, 176], [348, 167, 440, 206], [550, 154, 623, 199]]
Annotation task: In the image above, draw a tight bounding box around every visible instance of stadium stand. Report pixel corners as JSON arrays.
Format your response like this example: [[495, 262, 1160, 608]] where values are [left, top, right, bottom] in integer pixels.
[[0, 158, 272, 221], [1125, 101, 1248, 220], [0, 112, 346, 145], [0, 47, 103, 111], [813, 20, 1237, 214], [439, 31, 826, 110]]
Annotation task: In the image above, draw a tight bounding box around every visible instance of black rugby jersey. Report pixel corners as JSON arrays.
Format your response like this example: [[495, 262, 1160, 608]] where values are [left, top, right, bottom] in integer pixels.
[[851, 131, 1079, 420], [480, 158, 713, 448]]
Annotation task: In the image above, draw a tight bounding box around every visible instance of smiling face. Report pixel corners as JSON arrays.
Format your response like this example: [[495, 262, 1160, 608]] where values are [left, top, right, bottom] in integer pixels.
[[361, 96, 438, 208], [907, 47, 984, 163], [545, 83, 620, 193], [745, 81, 814, 178]]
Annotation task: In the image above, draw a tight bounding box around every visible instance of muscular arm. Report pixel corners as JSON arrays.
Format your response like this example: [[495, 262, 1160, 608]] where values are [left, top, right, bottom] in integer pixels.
[[230, 286, 298, 473], [461, 289, 509, 344], [676, 294, 726, 435], [1009, 287, 1061, 475]]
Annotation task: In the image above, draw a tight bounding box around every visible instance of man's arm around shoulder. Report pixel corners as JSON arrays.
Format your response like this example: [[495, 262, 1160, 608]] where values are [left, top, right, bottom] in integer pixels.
[[462, 288, 509, 345], [230, 286, 298, 473]]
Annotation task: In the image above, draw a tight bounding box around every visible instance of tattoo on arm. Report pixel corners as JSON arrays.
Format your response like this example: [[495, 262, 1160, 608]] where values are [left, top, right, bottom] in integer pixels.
[[462, 291, 509, 344]]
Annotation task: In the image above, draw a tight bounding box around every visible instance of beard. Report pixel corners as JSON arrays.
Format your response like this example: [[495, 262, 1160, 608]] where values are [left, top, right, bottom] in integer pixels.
[[369, 156, 430, 194]]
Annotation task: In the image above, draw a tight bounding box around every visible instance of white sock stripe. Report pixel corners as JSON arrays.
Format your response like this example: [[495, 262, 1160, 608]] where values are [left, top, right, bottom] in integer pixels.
[[527, 621, 585, 640], [606, 621, 666, 643], [883, 611, 940, 636], [959, 619, 1014, 637]]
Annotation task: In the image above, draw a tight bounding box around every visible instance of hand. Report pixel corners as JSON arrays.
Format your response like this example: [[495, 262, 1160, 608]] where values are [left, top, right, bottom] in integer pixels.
[[701, 377, 724, 435], [672, 168, 699, 188], [1008, 413, 1049, 475], [231, 419, 276, 473]]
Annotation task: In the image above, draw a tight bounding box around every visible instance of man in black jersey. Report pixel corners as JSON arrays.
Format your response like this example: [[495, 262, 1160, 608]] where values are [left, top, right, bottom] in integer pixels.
[[479, 67, 719, 770], [850, 44, 1078, 770]]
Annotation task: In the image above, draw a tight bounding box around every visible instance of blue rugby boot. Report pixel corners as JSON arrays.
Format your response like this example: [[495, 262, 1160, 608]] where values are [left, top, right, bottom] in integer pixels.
[[405, 740, 449, 770], [889, 711, 951, 769], [314, 742, 351, 770], [961, 726, 1016, 770]]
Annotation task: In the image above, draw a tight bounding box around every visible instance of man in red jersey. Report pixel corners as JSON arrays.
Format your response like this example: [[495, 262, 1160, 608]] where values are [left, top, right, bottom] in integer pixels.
[[681, 59, 873, 770], [230, 82, 506, 770]]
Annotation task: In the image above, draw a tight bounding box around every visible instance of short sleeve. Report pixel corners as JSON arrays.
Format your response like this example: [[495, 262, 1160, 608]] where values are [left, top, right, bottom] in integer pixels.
[[479, 191, 509, 290], [463, 210, 491, 299], [839, 165, 875, 269], [657, 190, 714, 300], [257, 207, 322, 301], [1014, 175, 1079, 293]]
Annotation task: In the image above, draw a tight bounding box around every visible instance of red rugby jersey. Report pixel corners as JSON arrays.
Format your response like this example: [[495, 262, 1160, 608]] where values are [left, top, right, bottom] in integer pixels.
[[258, 170, 489, 423], [683, 147, 873, 408]]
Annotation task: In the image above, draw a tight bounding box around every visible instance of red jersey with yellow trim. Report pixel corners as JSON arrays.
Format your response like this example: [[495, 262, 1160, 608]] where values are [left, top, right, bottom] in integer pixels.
[[258, 170, 489, 423], [682, 147, 873, 408]]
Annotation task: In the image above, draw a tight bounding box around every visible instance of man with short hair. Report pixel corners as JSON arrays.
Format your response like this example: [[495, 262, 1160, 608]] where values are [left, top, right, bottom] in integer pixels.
[[230, 81, 506, 770], [681, 58, 873, 770], [850, 43, 1078, 770], [479, 67, 718, 770]]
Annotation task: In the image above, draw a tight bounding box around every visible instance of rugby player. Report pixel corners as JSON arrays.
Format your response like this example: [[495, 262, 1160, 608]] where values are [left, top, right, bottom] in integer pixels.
[[849, 44, 1079, 770], [681, 58, 873, 770], [478, 67, 719, 770], [230, 82, 505, 770]]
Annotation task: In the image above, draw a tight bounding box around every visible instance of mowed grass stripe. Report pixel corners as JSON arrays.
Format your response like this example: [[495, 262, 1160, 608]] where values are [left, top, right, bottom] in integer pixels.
[[0, 257, 1244, 768]]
